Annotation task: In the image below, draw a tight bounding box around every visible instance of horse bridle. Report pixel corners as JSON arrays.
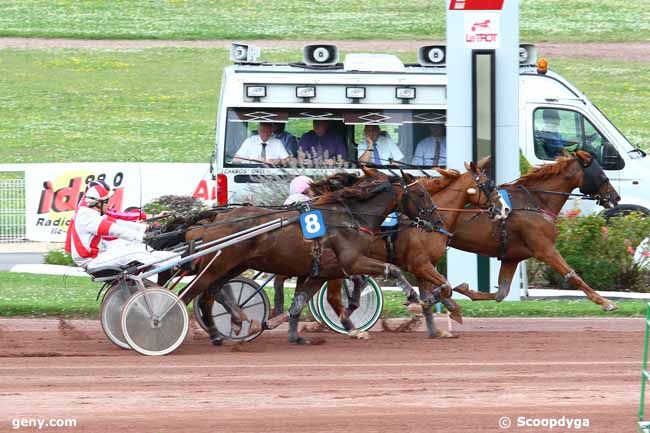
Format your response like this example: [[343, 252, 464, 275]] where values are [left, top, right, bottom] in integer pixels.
[[472, 171, 502, 219], [578, 156, 612, 206], [398, 178, 441, 232]]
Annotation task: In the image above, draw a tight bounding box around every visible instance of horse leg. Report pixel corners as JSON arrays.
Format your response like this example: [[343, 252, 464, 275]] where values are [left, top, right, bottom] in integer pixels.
[[288, 278, 324, 344], [493, 260, 519, 302], [537, 247, 618, 311], [157, 269, 173, 287], [417, 280, 438, 338], [417, 278, 457, 337], [347, 275, 365, 314], [452, 283, 497, 301], [198, 290, 223, 346], [342, 255, 421, 312], [326, 279, 368, 340], [272, 275, 286, 317], [216, 283, 262, 336], [412, 263, 463, 324], [450, 261, 519, 302]]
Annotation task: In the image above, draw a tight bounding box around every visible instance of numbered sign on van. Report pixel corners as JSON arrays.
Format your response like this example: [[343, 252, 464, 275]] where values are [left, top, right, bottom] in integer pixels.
[[300, 210, 326, 239]]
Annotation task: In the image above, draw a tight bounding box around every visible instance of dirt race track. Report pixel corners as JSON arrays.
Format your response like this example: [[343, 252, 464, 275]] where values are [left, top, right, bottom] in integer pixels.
[[0, 317, 644, 433]]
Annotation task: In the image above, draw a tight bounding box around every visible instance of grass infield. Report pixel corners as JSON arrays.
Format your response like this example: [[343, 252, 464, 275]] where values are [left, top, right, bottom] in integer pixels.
[[0, 0, 648, 42], [0, 272, 645, 319], [0, 48, 648, 164]]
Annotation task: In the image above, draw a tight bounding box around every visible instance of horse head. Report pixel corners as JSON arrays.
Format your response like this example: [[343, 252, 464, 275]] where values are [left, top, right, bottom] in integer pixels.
[[464, 158, 510, 220], [574, 150, 620, 208], [394, 171, 440, 230]]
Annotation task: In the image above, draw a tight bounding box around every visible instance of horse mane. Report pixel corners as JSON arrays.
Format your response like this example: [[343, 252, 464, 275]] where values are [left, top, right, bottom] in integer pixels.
[[310, 172, 362, 195], [510, 151, 587, 186], [418, 168, 461, 193], [313, 179, 392, 205]]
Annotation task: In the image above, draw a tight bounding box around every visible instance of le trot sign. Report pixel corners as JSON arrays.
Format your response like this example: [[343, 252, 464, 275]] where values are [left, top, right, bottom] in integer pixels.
[[449, 0, 505, 50]]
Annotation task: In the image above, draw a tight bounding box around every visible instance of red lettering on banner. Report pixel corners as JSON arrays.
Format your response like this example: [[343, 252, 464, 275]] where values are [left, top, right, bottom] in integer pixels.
[[192, 180, 216, 200], [38, 181, 54, 214], [108, 187, 124, 211], [52, 178, 83, 212], [38, 177, 125, 214], [449, 0, 504, 10]]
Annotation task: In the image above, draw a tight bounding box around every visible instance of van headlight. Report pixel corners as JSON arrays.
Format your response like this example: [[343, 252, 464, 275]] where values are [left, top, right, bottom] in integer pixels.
[[346, 87, 366, 100], [246, 86, 267, 98], [396, 87, 416, 100]]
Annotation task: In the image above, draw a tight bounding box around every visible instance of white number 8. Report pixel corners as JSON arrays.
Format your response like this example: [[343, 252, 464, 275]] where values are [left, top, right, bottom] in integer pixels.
[[304, 214, 321, 233]]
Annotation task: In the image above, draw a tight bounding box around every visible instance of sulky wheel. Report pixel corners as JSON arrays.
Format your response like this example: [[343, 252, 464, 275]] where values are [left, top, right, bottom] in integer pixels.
[[121, 288, 188, 356], [318, 277, 384, 334], [194, 277, 269, 342], [100, 281, 138, 350], [308, 292, 324, 324]]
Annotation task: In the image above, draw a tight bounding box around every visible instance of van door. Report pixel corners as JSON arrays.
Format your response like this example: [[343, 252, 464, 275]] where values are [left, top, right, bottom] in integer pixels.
[[525, 104, 626, 215]]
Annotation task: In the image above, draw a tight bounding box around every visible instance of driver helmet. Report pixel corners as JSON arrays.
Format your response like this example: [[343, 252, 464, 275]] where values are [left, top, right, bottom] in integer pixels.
[[289, 176, 312, 195], [84, 180, 113, 207]]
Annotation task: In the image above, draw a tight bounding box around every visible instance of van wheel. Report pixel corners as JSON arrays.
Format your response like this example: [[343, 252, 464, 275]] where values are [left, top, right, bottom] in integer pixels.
[[602, 205, 650, 221]]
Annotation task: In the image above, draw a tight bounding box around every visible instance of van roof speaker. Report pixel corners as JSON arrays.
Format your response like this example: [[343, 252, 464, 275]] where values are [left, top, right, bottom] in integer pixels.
[[230, 42, 261, 63], [519, 44, 538, 66], [303, 45, 339, 66], [417, 45, 446, 66]]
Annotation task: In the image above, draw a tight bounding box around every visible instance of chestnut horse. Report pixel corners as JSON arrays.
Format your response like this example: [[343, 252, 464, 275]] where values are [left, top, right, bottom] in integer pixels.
[[179, 171, 439, 345], [451, 150, 621, 311], [307, 159, 510, 338]]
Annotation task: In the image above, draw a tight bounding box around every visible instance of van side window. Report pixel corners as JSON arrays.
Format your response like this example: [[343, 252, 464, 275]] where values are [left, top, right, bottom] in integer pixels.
[[533, 108, 581, 160], [224, 108, 447, 168], [533, 108, 624, 170]]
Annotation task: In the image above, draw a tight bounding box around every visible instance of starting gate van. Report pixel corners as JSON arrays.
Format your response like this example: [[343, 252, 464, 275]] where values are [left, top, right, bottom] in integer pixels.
[[213, 43, 649, 217]]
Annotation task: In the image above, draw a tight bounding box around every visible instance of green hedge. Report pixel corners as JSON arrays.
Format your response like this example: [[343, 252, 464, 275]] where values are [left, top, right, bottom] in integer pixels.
[[537, 213, 650, 292], [44, 250, 74, 266]]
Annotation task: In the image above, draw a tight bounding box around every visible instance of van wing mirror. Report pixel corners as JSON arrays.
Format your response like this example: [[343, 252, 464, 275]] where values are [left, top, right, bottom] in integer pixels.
[[601, 142, 625, 171]]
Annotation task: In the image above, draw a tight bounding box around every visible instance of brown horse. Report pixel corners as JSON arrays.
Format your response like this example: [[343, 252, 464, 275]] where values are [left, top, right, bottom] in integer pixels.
[[450, 150, 621, 311], [314, 159, 510, 338], [180, 171, 440, 345]]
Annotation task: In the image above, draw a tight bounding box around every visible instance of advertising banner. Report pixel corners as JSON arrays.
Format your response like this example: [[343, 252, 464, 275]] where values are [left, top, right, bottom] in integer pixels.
[[20, 163, 213, 242]]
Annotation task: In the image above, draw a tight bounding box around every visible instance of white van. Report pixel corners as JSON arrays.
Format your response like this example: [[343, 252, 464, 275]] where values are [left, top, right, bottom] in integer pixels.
[[213, 43, 649, 217]]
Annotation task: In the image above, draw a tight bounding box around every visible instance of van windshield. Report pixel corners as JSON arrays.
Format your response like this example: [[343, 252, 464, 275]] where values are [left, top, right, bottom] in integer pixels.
[[223, 108, 447, 169]]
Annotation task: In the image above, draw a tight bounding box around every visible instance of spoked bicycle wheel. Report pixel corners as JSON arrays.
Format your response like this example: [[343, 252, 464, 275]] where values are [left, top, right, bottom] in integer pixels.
[[121, 288, 189, 356], [100, 281, 138, 350], [317, 277, 384, 334], [193, 277, 269, 342]]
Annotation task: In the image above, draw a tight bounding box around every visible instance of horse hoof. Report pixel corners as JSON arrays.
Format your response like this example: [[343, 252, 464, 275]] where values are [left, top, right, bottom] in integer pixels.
[[602, 302, 619, 312], [449, 310, 464, 325], [210, 336, 223, 346], [493, 292, 506, 302], [407, 303, 423, 315], [355, 331, 369, 340], [435, 329, 458, 339], [248, 320, 262, 336], [289, 336, 306, 345], [348, 329, 369, 340], [305, 336, 326, 345]]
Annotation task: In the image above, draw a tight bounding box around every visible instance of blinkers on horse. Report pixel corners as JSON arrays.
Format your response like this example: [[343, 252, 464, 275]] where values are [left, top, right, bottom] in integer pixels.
[[578, 156, 614, 207]]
